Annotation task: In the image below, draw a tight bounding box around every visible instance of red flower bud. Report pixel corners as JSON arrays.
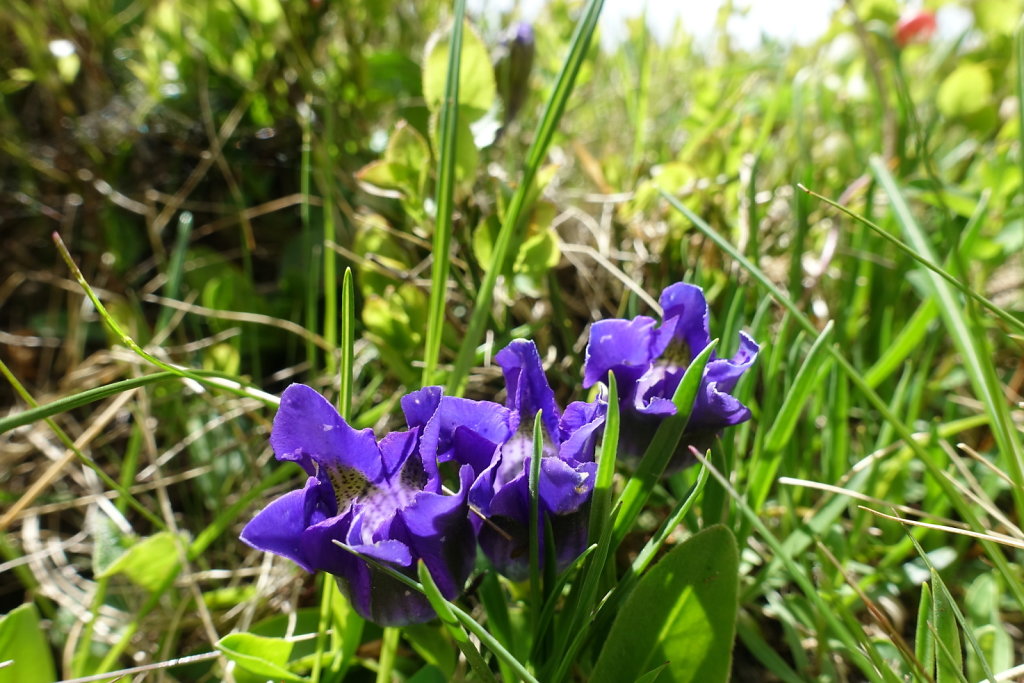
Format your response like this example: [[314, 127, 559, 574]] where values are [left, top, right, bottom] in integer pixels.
[[895, 10, 937, 47]]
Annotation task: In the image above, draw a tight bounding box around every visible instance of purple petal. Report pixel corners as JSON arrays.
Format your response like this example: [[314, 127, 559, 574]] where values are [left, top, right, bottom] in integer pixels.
[[558, 400, 606, 464], [705, 332, 760, 394], [658, 283, 713, 363], [538, 457, 596, 515], [392, 466, 476, 599], [240, 477, 328, 572], [270, 384, 382, 483], [495, 339, 561, 439], [451, 424, 504, 477], [401, 386, 443, 430], [379, 428, 438, 491], [582, 316, 664, 389], [420, 396, 514, 467]]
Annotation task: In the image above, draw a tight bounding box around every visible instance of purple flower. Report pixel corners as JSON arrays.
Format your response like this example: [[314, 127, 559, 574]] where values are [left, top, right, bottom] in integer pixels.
[[240, 384, 476, 626], [583, 282, 759, 467], [421, 340, 604, 580]]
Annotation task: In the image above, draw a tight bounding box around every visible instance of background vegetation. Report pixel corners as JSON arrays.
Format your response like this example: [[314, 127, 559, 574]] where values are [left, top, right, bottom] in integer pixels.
[[1, 0, 1023, 680]]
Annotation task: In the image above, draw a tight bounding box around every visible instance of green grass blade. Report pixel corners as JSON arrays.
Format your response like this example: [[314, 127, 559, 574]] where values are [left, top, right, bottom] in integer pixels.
[[528, 409, 544, 638], [800, 183, 1024, 335], [916, 582, 935, 678], [418, 561, 499, 683], [339, 267, 355, 418], [588, 372, 620, 543], [421, 0, 466, 385], [445, 0, 605, 395], [664, 189, 1024, 614], [156, 211, 193, 334], [871, 157, 1024, 519], [762, 320, 834, 453], [0, 371, 180, 434], [610, 339, 717, 550]]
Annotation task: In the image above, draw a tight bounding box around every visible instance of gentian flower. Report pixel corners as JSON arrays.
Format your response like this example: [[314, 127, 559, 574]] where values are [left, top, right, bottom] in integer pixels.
[[420, 340, 604, 580], [240, 384, 476, 626], [583, 282, 759, 468]]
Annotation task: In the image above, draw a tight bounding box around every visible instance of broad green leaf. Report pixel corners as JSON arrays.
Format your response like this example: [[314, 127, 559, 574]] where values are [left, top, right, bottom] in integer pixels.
[[88, 509, 133, 577], [215, 632, 304, 682], [98, 531, 185, 593], [0, 604, 56, 683], [591, 525, 739, 683], [356, 121, 431, 200], [423, 20, 496, 120], [937, 64, 992, 119]]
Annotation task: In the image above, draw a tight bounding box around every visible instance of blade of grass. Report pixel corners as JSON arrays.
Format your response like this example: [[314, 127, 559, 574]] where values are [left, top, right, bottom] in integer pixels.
[[0, 370, 182, 434], [417, 561, 499, 683], [662, 189, 1024, 613], [375, 627, 401, 683], [446, 0, 605, 395], [799, 183, 1024, 335], [528, 409, 544, 647], [421, 0, 466, 385], [588, 372, 619, 543], [51, 232, 278, 407], [155, 211, 193, 334], [339, 268, 355, 419], [333, 542, 539, 683], [610, 339, 717, 550], [870, 157, 1024, 519]]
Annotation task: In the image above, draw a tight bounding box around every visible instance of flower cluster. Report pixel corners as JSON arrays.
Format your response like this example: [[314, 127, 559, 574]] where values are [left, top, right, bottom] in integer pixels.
[[242, 282, 757, 625], [583, 282, 759, 470]]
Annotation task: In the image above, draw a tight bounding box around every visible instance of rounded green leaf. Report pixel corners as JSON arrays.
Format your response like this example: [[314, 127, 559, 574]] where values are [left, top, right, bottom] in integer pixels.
[[937, 64, 992, 119], [423, 20, 496, 120], [591, 525, 739, 683]]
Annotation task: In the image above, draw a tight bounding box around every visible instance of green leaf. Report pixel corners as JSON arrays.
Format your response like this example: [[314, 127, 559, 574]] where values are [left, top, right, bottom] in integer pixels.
[[356, 121, 431, 200], [215, 632, 304, 682], [915, 583, 935, 677], [611, 339, 717, 550], [423, 20, 496, 120], [932, 571, 964, 683], [97, 531, 186, 593], [591, 525, 739, 683], [0, 604, 56, 683], [231, 0, 282, 24], [762, 320, 833, 453], [937, 64, 993, 119]]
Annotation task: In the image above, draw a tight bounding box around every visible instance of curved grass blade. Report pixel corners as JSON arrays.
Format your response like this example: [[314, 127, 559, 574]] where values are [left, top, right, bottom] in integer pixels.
[[446, 0, 605, 395], [417, 561, 499, 683], [588, 372, 619, 542], [0, 370, 180, 435], [662, 188, 1024, 613], [528, 409, 544, 635], [870, 158, 1024, 519], [610, 339, 717, 551], [332, 543, 539, 683], [422, 0, 466, 385], [799, 184, 1023, 335]]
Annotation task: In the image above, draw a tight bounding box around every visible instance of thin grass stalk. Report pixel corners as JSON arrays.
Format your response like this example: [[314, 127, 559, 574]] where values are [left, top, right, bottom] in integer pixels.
[[446, 0, 605, 395], [663, 190, 1024, 612], [421, 0, 466, 385]]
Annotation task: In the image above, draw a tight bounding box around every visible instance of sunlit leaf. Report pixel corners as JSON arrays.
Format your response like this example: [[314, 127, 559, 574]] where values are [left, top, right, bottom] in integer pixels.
[[591, 525, 739, 683]]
